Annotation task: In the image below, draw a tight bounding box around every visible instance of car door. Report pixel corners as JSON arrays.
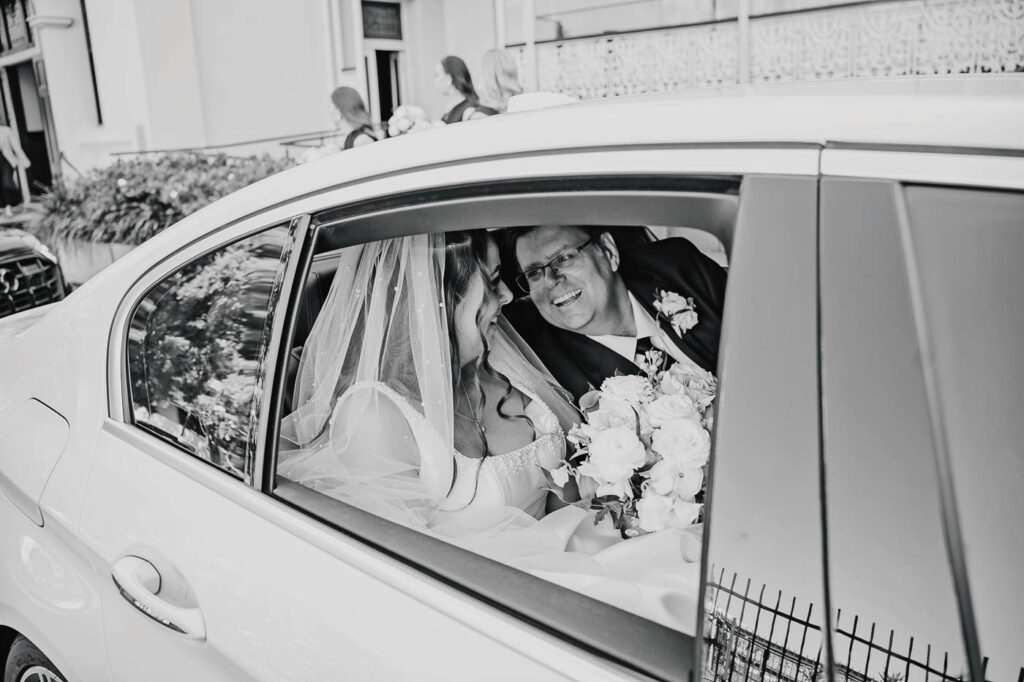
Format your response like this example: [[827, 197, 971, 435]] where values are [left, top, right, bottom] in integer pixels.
[[75, 143, 824, 681], [76, 212, 614, 681], [818, 147, 1024, 682]]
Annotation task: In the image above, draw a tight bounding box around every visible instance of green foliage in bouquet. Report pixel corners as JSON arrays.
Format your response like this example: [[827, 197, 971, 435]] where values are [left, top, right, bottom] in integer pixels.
[[35, 152, 295, 246]]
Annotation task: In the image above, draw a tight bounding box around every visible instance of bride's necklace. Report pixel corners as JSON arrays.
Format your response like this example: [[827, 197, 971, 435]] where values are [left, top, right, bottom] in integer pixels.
[[456, 383, 485, 434]]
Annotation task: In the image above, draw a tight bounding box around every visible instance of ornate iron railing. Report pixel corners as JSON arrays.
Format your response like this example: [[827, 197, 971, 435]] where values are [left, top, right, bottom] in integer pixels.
[[511, 0, 1024, 99], [702, 566, 1021, 682]]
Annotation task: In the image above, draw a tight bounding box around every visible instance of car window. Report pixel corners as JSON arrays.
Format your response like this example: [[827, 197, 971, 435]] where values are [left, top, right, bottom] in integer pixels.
[[820, 178, 968, 681], [270, 182, 741, 679], [903, 185, 1024, 682], [700, 175, 828, 680], [126, 223, 292, 481]]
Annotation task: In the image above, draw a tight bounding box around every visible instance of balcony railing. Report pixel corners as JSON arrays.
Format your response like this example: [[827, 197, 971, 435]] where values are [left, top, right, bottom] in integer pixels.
[[511, 0, 1024, 100]]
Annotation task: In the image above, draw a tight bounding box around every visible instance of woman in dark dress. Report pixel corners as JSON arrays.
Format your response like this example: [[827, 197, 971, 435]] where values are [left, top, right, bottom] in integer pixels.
[[330, 86, 378, 150], [435, 56, 497, 124]]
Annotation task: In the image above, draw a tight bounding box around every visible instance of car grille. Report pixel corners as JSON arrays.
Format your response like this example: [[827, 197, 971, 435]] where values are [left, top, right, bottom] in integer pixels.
[[0, 255, 65, 318]]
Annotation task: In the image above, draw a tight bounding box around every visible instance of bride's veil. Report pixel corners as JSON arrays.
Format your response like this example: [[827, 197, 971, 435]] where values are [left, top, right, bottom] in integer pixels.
[[279, 234, 455, 525], [278, 231, 578, 530]]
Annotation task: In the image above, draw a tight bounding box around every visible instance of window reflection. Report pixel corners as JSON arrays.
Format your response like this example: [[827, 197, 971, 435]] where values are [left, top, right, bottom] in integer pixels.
[[127, 225, 290, 479]]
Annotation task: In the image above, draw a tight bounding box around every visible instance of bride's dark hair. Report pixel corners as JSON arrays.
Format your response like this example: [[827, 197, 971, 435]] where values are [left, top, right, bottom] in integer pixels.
[[443, 230, 530, 467]]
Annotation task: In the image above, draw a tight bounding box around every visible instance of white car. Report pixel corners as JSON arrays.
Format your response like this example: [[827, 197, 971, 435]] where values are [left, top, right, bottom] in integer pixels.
[[1, 89, 1022, 682]]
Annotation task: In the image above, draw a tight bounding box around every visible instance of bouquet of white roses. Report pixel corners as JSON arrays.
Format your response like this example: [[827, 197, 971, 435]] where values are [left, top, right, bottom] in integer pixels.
[[387, 105, 445, 137], [543, 357, 717, 537]]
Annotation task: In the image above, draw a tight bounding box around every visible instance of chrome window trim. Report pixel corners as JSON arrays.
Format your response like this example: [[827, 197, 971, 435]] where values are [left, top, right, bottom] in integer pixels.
[[892, 184, 984, 681], [251, 214, 310, 488], [821, 148, 1024, 190]]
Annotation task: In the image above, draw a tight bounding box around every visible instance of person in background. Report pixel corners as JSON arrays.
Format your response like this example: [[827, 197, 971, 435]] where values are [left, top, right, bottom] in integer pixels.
[[479, 49, 524, 114], [435, 55, 497, 124], [0, 117, 29, 217], [330, 86, 378, 150]]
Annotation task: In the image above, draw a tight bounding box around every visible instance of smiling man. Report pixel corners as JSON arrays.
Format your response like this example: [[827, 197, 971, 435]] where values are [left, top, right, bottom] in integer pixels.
[[504, 225, 727, 401]]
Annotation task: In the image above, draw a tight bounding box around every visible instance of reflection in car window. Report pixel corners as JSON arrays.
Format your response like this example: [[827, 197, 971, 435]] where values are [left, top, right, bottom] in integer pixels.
[[904, 186, 1024, 682], [127, 224, 291, 480], [821, 179, 967, 680], [699, 176, 826, 681]]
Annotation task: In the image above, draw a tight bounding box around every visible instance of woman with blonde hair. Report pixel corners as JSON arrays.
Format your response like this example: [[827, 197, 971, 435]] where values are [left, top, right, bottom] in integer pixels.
[[479, 49, 524, 114]]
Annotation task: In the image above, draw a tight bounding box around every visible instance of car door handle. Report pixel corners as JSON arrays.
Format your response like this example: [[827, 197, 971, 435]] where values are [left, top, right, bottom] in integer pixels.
[[111, 555, 206, 640]]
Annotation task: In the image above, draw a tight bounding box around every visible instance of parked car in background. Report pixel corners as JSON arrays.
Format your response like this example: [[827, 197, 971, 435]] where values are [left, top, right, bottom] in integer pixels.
[[0, 226, 65, 319], [0, 88, 1022, 682]]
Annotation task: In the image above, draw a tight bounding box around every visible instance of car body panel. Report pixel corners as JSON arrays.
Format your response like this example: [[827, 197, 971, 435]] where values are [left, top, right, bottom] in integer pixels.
[[79, 421, 636, 682], [0, 399, 69, 525], [1, 91, 1021, 680]]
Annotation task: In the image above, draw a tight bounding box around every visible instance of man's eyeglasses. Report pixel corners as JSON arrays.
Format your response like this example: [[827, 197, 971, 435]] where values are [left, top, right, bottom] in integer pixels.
[[515, 237, 598, 293]]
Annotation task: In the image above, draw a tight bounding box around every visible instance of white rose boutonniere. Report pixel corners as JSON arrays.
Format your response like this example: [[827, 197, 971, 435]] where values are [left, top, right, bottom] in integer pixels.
[[654, 289, 698, 336]]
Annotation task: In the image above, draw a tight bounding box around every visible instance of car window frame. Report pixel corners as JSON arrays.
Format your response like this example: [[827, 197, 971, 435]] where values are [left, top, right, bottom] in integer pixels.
[[110, 215, 309, 485], [263, 175, 756, 681]]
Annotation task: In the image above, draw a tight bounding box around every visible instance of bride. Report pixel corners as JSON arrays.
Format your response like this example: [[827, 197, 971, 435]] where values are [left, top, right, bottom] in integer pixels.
[[279, 230, 701, 633]]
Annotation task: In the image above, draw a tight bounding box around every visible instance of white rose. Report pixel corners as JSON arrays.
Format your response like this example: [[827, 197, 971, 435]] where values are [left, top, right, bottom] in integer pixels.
[[647, 459, 680, 496], [671, 499, 702, 527], [551, 464, 571, 487], [645, 393, 699, 428], [637, 493, 675, 532], [587, 398, 637, 432], [674, 466, 704, 499], [651, 419, 711, 469], [654, 291, 691, 316], [600, 375, 654, 406], [672, 310, 699, 333], [597, 479, 633, 500], [657, 369, 685, 396], [647, 460, 705, 499], [667, 362, 711, 387], [578, 426, 646, 485]]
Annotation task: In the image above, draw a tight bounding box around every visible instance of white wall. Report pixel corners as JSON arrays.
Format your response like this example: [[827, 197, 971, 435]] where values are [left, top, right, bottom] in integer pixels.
[[34, 0, 150, 170], [440, 0, 497, 117], [133, 0, 206, 149], [401, 0, 448, 120], [189, 0, 333, 147], [35, 0, 502, 171]]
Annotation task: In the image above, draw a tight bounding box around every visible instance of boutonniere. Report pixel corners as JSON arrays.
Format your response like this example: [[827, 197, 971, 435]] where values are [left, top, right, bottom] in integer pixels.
[[653, 289, 698, 336]]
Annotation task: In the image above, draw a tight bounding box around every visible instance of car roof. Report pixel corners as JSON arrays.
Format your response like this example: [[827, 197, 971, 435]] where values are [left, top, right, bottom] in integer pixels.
[[150, 84, 1024, 251]]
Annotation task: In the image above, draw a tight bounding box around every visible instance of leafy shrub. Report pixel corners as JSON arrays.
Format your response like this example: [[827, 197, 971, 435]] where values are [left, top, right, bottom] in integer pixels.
[[35, 152, 295, 246]]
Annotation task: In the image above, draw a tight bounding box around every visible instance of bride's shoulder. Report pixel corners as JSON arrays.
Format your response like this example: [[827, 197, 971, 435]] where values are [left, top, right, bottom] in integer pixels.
[[330, 382, 421, 458]]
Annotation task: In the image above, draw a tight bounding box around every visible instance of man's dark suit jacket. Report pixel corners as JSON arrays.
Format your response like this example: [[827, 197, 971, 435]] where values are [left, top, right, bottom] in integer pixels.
[[505, 237, 727, 401]]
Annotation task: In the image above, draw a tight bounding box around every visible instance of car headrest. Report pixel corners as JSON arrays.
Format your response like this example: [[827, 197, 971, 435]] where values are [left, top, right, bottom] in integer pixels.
[[291, 257, 339, 349]]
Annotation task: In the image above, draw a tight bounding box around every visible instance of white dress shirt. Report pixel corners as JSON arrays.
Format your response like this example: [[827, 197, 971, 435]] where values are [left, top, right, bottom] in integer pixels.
[[586, 293, 700, 370]]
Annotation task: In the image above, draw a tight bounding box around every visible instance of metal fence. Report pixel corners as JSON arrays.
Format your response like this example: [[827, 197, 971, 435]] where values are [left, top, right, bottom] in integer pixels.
[[702, 566, 1012, 682]]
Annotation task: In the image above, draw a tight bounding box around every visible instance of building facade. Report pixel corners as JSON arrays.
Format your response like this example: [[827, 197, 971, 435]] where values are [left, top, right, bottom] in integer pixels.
[[2, 0, 1022, 182]]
